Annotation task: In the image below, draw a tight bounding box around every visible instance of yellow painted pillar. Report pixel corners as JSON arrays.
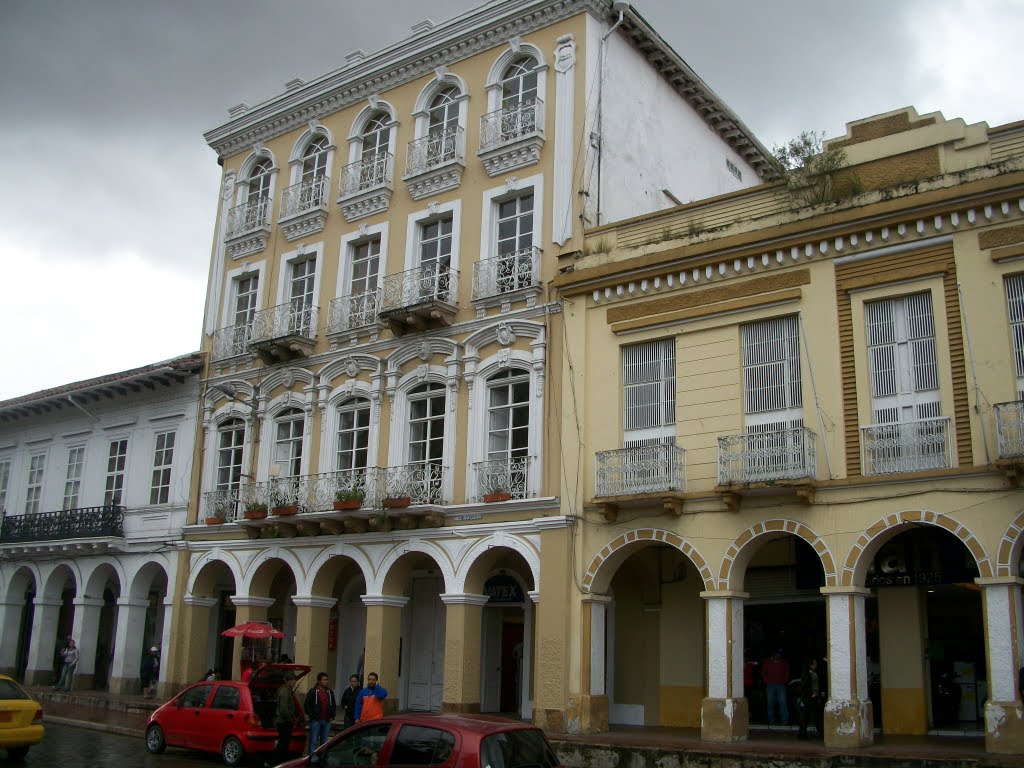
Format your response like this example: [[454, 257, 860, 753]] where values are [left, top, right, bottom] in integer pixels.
[[878, 587, 927, 735], [533, 524, 573, 732], [699, 590, 749, 743], [440, 593, 487, 713], [230, 596, 274, 681], [362, 595, 407, 714], [293, 596, 336, 696], [180, 596, 218, 686], [821, 587, 874, 747], [978, 577, 1024, 754], [578, 595, 611, 733]]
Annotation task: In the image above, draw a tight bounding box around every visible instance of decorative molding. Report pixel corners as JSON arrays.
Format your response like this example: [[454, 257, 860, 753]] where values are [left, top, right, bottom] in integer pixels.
[[479, 137, 544, 177], [291, 595, 338, 609], [338, 187, 394, 222], [552, 33, 576, 245], [229, 595, 276, 608], [279, 207, 329, 241], [440, 592, 491, 606], [361, 594, 410, 608], [183, 595, 219, 608], [228, 233, 269, 260], [404, 162, 465, 200]]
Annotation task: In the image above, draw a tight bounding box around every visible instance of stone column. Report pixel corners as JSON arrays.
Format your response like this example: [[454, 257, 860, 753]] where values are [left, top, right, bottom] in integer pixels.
[[230, 596, 275, 680], [108, 597, 149, 694], [293, 595, 336, 694], [877, 586, 927, 734], [978, 577, 1024, 754], [25, 597, 63, 686], [0, 598, 27, 677], [700, 590, 748, 743], [440, 593, 489, 714], [158, 597, 174, 696], [362, 595, 407, 714], [533, 523, 572, 732], [578, 594, 611, 733], [181, 596, 218, 685], [521, 592, 537, 719], [70, 597, 104, 690], [821, 586, 874, 747]]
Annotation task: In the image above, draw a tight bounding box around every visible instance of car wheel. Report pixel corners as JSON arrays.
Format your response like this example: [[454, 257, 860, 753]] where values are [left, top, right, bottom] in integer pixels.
[[145, 724, 167, 754], [222, 735, 245, 767], [6, 746, 29, 761]]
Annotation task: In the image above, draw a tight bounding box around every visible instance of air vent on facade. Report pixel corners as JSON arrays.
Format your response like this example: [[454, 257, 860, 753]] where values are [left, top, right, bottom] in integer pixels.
[[726, 158, 742, 181]]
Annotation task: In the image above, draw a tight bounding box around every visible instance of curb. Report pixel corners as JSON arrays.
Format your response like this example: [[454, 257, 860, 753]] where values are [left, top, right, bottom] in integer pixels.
[[46, 715, 144, 740]]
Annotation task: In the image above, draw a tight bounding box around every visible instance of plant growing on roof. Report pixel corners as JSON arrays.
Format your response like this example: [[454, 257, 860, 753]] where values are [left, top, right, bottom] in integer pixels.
[[773, 130, 856, 207]]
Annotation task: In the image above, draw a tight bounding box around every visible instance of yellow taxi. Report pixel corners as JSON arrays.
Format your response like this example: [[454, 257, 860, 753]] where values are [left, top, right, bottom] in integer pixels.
[[0, 675, 43, 760]]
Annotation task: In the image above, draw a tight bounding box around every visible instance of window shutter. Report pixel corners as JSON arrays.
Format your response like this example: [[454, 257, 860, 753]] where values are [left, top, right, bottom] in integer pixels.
[[1006, 274, 1024, 399], [622, 339, 675, 445]]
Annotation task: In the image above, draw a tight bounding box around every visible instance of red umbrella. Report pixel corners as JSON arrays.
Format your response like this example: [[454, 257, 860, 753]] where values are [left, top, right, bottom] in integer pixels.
[[221, 621, 285, 639]]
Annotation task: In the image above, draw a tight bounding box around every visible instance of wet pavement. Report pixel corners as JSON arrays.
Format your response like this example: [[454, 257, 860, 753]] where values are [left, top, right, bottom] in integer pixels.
[[12, 721, 217, 767]]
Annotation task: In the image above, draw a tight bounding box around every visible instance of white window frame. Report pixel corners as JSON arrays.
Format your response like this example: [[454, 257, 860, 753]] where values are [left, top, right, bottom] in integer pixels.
[[479, 175, 544, 262], [276, 242, 324, 308], [220, 262, 266, 330], [233, 150, 279, 214], [334, 398, 373, 472], [388, 367, 457, 501], [272, 408, 306, 479], [287, 126, 336, 187], [622, 338, 676, 448], [213, 417, 247, 493], [0, 458, 11, 513], [346, 101, 399, 165], [150, 431, 176, 506], [484, 42, 548, 114], [741, 315, 804, 432], [258, 395, 313, 482], [405, 200, 462, 274], [411, 74, 469, 142], [104, 437, 129, 506], [25, 453, 46, 515], [63, 445, 86, 510], [338, 222, 389, 299], [1005, 273, 1024, 400]]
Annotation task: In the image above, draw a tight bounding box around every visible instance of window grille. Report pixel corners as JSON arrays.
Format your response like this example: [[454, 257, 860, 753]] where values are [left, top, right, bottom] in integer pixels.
[[622, 339, 676, 446], [1006, 274, 1024, 400]]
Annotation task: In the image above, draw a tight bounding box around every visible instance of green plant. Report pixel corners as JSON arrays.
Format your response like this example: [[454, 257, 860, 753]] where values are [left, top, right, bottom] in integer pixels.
[[334, 487, 365, 503], [773, 130, 852, 207], [582, 237, 612, 256], [268, 485, 292, 509], [245, 501, 268, 514]]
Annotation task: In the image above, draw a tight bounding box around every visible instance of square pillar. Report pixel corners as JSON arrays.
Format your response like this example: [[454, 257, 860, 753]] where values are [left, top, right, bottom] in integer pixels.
[[577, 595, 610, 733], [362, 595, 407, 714], [293, 595, 336, 695], [440, 593, 489, 714], [229, 595, 275, 680], [978, 577, 1024, 754], [157, 597, 173, 697], [0, 598, 27, 677], [181, 596, 218, 685], [700, 590, 748, 743], [109, 597, 149, 694], [877, 586, 927, 734], [533, 524, 573, 732], [70, 597, 105, 690], [25, 597, 63, 686], [821, 586, 874, 747]]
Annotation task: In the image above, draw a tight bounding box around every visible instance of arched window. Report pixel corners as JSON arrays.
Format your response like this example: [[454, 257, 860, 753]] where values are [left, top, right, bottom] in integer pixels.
[[336, 398, 371, 471], [302, 136, 330, 182], [216, 419, 246, 492], [273, 408, 305, 478], [247, 158, 273, 205], [501, 56, 538, 108], [358, 112, 391, 189], [429, 87, 460, 135], [408, 383, 446, 467]]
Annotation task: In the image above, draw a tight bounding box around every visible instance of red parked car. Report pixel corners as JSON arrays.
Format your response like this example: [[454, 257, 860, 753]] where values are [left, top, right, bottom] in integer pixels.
[[145, 663, 310, 766], [277, 712, 562, 768]]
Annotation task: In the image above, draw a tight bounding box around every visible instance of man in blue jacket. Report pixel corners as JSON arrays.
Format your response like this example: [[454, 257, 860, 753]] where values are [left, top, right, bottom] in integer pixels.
[[355, 673, 388, 722]]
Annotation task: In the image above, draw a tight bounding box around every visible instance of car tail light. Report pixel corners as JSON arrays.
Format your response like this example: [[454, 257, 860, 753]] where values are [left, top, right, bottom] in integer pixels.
[[246, 713, 261, 727], [32, 708, 43, 722]]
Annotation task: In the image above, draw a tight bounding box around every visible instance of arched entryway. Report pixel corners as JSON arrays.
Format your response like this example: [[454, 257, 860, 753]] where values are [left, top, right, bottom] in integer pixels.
[[80, 562, 122, 690], [246, 557, 300, 667], [308, 554, 369, 688], [0, 567, 38, 681], [108, 561, 170, 695], [24, 564, 78, 686], [187, 558, 238, 682]]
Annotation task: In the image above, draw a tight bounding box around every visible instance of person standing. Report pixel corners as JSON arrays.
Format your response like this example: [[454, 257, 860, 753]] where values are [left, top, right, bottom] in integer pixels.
[[53, 638, 79, 692], [304, 672, 337, 764], [340, 674, 360, 729], [141, 646, 160, 699], [270, 672, 301, 767], [761, 649, 790, 726], [354, 672, 388, 723]]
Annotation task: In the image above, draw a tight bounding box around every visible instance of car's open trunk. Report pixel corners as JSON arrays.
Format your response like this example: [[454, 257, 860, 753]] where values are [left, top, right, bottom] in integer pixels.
[[248, 663, 311, 729]]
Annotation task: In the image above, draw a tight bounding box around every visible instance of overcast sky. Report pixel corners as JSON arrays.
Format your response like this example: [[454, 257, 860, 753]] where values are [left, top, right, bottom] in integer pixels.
[[1, 0, 1021, 400]]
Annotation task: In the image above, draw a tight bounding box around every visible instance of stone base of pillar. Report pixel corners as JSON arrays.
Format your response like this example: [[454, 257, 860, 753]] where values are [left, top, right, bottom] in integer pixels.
[[159, 681, 185, 700], [700, 697, 748, 743], [533, 707, 567, 734], [573, 694, 608, 734], [27, 669, 53, 687], [73, 673, 95, 691], [824, 698, 874, 748], [985, 700, 1024, 754], [383, 699, 400, 717], [108, 676, 141, 696], [442, 701, 480, 714]]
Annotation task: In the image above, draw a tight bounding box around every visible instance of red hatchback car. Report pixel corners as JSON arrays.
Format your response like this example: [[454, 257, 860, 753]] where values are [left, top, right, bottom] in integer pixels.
[[145, 663, 310, 766], [277, 713, 562, 768]]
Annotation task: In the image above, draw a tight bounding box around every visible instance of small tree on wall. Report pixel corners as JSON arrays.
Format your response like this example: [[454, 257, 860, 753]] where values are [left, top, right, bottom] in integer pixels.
[[773, 130, 855, 208]]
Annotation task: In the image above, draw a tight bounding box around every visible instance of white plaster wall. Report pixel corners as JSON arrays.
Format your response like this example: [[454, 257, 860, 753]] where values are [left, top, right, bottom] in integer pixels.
[[592, 24, 760, 225]]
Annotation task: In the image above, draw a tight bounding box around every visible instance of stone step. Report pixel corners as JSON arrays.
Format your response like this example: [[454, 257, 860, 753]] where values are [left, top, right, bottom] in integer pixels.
[[25, 687, 160, 715]]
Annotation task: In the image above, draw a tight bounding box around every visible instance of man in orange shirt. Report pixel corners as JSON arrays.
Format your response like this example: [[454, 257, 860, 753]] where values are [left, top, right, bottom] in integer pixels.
[[354, 672, 388, 722]]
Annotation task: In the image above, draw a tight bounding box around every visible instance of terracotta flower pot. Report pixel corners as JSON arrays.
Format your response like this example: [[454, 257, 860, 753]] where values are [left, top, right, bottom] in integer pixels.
[[483, 492, 513, 503], [272, 505, 299, 516], [382, 496, 412, 509], [333, 499, 362, 511], [205, 516, 226, 526], [244, 507, 268, 520]]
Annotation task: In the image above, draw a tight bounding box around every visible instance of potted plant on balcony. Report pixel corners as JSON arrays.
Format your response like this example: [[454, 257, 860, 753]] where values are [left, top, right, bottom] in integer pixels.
[[481, 478, 512, 503], [243, 501, 269, 520], [204, 511, 226, 526], [382, 494, 412, 509], [333, 488, 365, 511], [269, 487, 299, 517]]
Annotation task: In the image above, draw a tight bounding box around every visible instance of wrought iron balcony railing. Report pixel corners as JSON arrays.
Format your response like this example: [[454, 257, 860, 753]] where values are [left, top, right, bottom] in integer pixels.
[[339, 152, 394, 198], [280, 176, 327, 219], [380, 266, 458, 313], [225, 197, 271, 240], [996, 401, 1024, 459], [474, 456, 532, 501], [384, 463, 448, 505], [861, 416, 951, 476], [479, 99, 544, 150], [595, 444, 685, 497], [718, 427, 817, 485], [328, 290, 381, 333], [0, 505, 125, 543], [406, 126, 465, 177], [212, 322, 254, 361], [250, 301, 318, 344], [472, 247, 540, 300], [203, 469, 385, 522]]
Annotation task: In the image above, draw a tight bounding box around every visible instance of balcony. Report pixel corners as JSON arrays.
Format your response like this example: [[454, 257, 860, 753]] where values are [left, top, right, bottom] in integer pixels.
[[861, 417, 951, 476], [474, 456, 533, 502], [594, 444, 686, 518], [0, 505, 124, 544], [717, 427, 817, 505], [224, 197, 271, 259], [378, 266, 459, 335], [337, 152, 394, 221], [472, 247, 541, 306], [478, 99, 545, 177], [278, 177, 328, 241], [327, 290, 381, 341], [403, 127, 465, 200], [212, 323, 253, 362], [249, 302, 318, 363], [383, 463, 449, 506], [995, 401, 1024, 480]]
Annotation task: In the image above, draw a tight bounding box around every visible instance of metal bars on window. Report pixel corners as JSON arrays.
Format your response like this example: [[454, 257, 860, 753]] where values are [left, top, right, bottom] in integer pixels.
[[1006, 274, 1024, 399], [622, 339, 676, 443]]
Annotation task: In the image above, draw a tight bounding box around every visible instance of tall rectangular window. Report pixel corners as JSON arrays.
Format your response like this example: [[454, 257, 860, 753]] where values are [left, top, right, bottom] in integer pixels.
[[351, 239, 381, 297], [495, 192, 534, 293], [216, 420, 246, 492], [742, 315, 803, 431], [336, 400, 371, 472], [1006, 274, 1024, 400], [0, 459, 11, 513], [419, 217, 453, 301], [25, 454, 46, 515], [104, 439, 128, 506], [63, 446, 85, 510], [622, 339, 676, 447], [289, 258, 317, 335], [234, 275, 259, 328], [150, 432, 176, 505]]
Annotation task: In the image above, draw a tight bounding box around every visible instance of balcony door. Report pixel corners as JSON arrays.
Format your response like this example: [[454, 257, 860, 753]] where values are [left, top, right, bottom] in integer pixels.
[[289, 258, 317, 335], [360, 113, 391, 188], [216, 420, 245, 493], [418, 218, 453, 302], [231, 275, 258, 353], [495, 193, 534, 293], [274, 409, 305, 479], [407, 383, 445, 501]]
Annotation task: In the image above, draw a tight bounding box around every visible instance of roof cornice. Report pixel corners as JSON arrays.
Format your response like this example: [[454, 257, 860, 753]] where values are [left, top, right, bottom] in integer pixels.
[[204, 0, 611, 159]]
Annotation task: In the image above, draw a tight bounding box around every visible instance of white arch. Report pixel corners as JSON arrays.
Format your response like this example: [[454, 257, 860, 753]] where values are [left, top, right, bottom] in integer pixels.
[[238, 146, 278, 179], [204, 379, 256, 411], [485, 42, 548, 89], [370, 539, 457, 595], [386, 338, 460, 373], [306, 544, 376, 596], [261, 367, 316, 393], [288, 122, 337, 164], [413, 73, 470, 116], [186, 551, 243, 597], [347, 100, 399, 142], [463, 320, 545, 358], [126, 558, 173, 601], [40, 562, 81, 600], [82, 559, 126, 599], [240, 546, 307, 597], [319, 354, 382, 387], [1, 564, 40, 600], [453, 533, 541, 594]]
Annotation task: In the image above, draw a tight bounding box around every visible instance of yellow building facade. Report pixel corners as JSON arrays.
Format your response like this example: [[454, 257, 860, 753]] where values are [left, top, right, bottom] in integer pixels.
[[554, 107, 1024, 752]]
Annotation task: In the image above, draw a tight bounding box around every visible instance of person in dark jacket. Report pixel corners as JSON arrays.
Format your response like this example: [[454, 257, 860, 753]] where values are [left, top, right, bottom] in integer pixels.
[[270, 672, 301, 767], [798, 658, 824, 740], [303, 672, 337, 764], [140, 646, 160, 698], [340, 674, 361, 729]]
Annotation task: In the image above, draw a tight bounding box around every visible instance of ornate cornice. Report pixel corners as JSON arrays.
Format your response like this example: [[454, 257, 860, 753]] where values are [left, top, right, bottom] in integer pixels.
[[205, 0, 611, 158]]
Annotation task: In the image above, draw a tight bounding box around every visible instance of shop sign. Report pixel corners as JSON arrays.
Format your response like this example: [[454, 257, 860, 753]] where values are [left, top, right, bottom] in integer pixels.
[[484, 574, 524, 603]]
